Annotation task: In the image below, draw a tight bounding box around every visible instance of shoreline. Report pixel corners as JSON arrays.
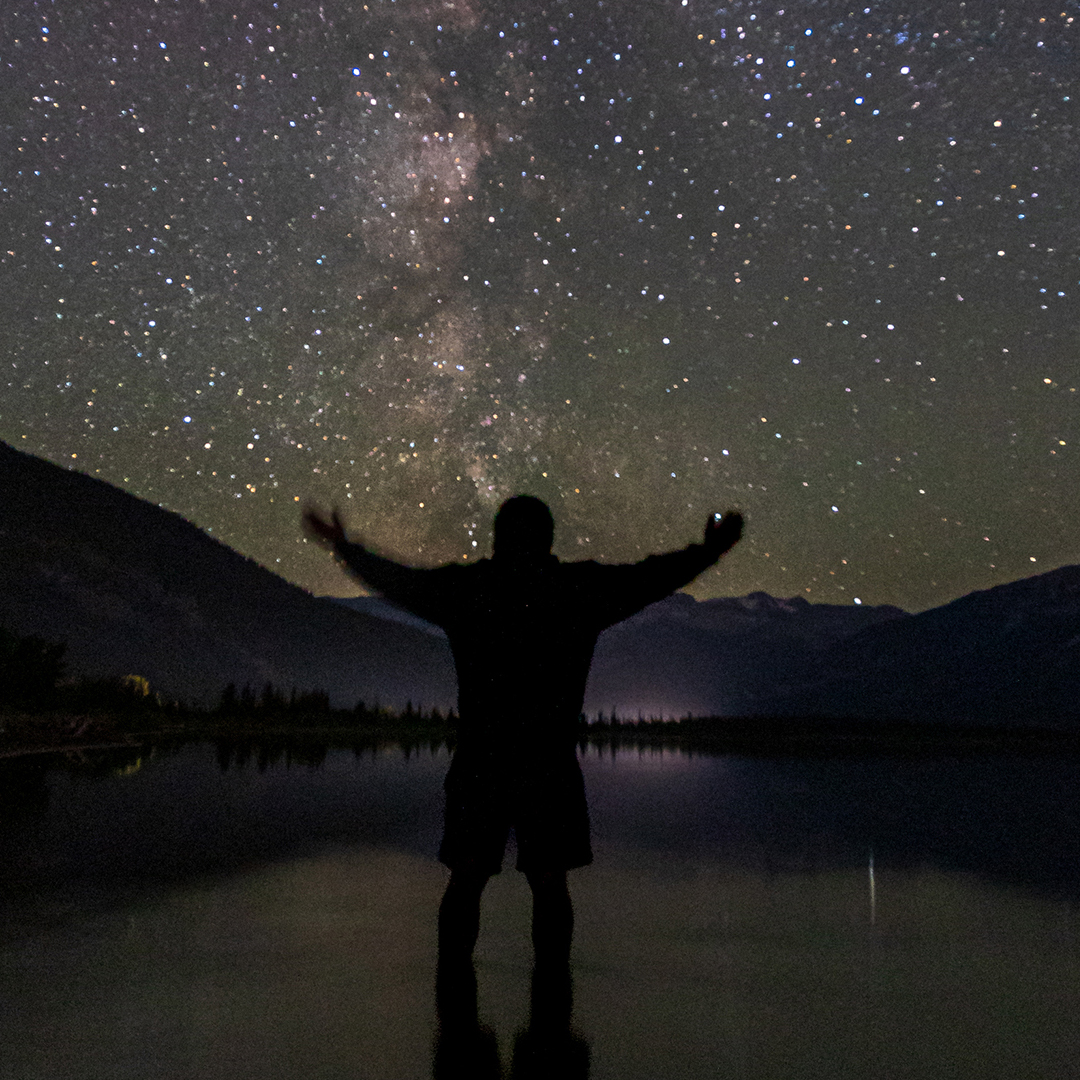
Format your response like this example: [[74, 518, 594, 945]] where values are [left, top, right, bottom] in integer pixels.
[[3, 714, 1078, 763]]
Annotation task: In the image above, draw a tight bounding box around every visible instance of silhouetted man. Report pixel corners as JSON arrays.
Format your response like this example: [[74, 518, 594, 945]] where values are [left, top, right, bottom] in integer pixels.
[[304, 496, 743, 966]]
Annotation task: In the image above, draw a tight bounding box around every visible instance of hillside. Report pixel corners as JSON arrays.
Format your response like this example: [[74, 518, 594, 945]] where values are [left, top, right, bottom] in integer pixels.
[[0, 442, 456, 709]]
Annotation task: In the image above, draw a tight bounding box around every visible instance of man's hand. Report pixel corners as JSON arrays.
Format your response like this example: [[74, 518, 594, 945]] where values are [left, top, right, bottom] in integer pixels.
[[302, 505, 347, 548], [704, 511, 743, 557]]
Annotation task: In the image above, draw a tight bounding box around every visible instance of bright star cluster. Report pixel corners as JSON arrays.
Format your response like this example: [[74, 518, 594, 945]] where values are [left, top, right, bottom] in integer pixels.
[[2, 1, 1076, 611]]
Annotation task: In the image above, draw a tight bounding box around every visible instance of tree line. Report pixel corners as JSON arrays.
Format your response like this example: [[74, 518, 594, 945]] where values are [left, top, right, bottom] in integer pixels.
[[214, 680, 455, 731], [0, 626, 454, 734]]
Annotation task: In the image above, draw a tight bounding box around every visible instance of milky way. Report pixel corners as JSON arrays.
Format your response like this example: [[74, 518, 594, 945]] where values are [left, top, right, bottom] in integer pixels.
[[2, 1, 1077, 610]]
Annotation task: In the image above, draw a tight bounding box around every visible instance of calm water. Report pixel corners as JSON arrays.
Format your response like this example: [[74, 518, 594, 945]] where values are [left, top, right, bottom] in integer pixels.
[[1, 741, 1078, 1079]]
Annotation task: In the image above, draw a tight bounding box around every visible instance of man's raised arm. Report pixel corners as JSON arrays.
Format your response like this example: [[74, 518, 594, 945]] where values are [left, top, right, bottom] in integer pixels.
[[589, 510, 744, 626], [642, 509, 743, 589], [302, 505, 441, 612], [702, 510, 744, 562]]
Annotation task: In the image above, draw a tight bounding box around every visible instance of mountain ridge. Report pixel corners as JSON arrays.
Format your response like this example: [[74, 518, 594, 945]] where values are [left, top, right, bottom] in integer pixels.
[[0, 441, 456, 709], [2, 441, 1077, 728]]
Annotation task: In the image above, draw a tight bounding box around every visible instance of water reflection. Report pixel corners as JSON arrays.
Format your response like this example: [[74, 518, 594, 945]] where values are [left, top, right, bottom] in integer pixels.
[[583, 746, 1080, 900], [435, 957, 589, 1079], [1, 741, 1077, 1079]]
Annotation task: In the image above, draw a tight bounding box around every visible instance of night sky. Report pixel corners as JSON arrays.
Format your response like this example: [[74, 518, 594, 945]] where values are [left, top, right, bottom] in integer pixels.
[[2, 1, 1076, 612]]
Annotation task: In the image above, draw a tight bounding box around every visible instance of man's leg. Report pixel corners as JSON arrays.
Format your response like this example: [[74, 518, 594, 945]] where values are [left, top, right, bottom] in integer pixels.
[[435, 867, 500, 1080], [525, 869, 573, 964], [438, 865, 491, 960]]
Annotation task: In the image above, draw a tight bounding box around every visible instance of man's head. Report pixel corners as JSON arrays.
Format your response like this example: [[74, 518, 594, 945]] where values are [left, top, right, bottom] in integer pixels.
[[493, 495, 555, 561]]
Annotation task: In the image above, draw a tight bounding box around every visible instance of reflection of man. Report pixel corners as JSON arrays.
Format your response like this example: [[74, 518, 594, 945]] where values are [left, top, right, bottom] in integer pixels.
[[304, 495, 743, 965]]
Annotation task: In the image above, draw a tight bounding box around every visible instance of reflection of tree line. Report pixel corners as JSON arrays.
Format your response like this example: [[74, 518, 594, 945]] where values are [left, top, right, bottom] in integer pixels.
[[212, 729, 452, 772]]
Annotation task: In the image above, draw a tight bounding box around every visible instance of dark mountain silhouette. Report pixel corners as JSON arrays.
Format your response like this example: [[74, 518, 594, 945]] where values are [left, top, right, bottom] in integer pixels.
[[583, 591, 907, 719], [588, 575, 1079, 729], [762, 567, 1080, 728], [0, 441, 456, 709], [2, 442, 1078, 727]]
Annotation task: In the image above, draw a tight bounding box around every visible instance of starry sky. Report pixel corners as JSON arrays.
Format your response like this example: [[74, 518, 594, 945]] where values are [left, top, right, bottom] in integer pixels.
[[2, 1, 1077, 612]]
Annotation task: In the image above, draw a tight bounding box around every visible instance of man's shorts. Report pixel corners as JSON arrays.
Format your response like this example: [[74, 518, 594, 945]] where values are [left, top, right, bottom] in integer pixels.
[[438, 746, 593, 876]]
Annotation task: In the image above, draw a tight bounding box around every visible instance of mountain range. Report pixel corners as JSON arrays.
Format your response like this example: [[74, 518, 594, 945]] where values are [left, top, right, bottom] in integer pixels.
[[2, 441, 1077, 728]]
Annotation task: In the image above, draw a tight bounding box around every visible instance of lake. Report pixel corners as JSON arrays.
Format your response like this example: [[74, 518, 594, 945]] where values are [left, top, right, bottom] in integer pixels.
[[1, 740, 1078, 1079]]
